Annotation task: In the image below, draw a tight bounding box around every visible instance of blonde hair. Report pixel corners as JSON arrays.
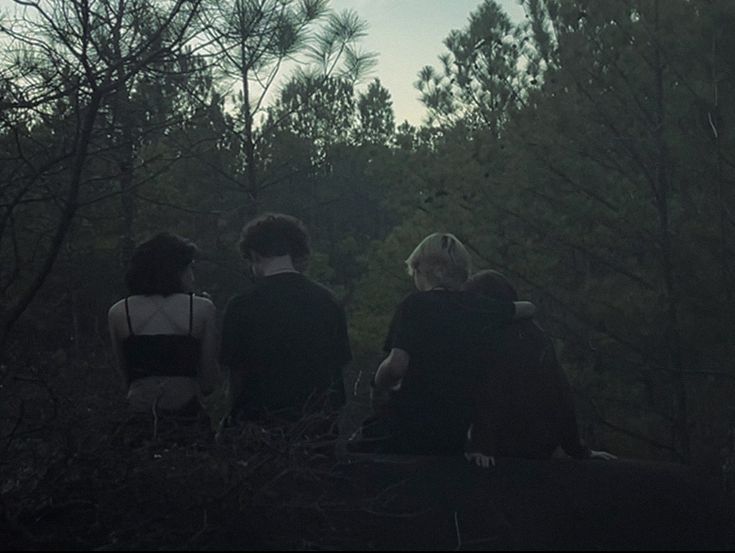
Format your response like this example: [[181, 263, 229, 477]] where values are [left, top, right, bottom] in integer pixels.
[[405, 233, 472, 290]]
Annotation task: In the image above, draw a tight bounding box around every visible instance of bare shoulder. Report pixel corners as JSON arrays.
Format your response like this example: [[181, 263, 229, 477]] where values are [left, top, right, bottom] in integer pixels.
[[193, 295, 216, 318], [108, 298, 127, 320], [107, 298, 128, 337]]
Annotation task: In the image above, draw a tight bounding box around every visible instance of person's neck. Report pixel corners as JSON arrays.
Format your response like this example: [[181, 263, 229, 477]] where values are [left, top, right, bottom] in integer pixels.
[[259, 255, 298, 277]]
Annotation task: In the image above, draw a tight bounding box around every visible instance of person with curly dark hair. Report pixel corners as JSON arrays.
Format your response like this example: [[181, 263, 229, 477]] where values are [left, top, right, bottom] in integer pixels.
[[221, 213, 351, 422], [108, 232, 218, 414]]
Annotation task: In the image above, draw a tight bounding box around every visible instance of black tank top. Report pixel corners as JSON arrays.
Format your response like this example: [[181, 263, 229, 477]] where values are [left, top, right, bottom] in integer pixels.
[[122, 294, 202, 382]]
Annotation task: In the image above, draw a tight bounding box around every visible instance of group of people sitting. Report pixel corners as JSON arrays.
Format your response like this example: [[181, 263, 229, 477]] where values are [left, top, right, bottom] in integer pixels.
[[108, 212, 613, 464]]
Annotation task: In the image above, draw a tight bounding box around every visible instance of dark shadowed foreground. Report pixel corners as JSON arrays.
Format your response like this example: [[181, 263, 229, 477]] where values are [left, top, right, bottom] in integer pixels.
[[323, 455, 733, 550], [2, 401, 732, 551], [0, 358, 731, 550]]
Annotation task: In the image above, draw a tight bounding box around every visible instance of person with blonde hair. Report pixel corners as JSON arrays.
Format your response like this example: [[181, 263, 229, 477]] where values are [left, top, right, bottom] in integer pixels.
[[405, 232, 473, 291], [354, 233, 534, 455]]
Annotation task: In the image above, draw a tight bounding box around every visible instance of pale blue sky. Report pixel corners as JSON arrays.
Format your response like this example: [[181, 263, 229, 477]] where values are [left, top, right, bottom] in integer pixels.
[[332, 0, 525, 124], [0, 0, 525, 124]]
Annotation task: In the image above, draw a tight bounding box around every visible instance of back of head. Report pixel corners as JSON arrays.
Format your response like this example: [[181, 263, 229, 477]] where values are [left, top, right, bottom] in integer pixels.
[[238, 213, 310, 264], [463, 270, 518, 302], [405, 232, 472, 290], [125, 232, 198, 296]]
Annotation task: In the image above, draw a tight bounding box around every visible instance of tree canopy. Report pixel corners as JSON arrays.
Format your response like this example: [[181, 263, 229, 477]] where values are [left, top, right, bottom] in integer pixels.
[[1, 0, 734, 473]]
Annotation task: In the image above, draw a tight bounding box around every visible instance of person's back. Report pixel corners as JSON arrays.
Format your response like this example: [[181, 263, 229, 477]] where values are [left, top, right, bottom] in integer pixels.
[[368, 289, 517, 454], [222, 272, 350, 418], [220, 213, 351, 422], [357, 234, 535, 456], [471, 318, 588, 459], [118, 293, 201, 381], [108, 233, 218, 414], [464, 270, 589, 459]]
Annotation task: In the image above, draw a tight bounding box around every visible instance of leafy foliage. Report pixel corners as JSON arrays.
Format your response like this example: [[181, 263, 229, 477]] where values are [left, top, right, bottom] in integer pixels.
[[354, 0, 735, 468], [2, 0, 735, 479]]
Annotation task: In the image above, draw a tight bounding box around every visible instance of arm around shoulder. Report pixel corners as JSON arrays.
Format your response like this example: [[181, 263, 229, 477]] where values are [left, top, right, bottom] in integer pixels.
[[107, 302, 129, 392]]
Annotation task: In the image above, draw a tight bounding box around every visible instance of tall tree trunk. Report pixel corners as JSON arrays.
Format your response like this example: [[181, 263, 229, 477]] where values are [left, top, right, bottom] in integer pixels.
[[240, 51, 258, 219], [651, 0, 689, 463]]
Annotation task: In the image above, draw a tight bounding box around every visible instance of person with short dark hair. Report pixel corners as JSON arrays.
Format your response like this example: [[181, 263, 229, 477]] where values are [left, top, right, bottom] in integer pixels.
[[221, 213, 351, 422], [108, 232, 218, 413], [237, 212, 310, 268], [354, 233, 535, 455], [463, 270, 615, 463]]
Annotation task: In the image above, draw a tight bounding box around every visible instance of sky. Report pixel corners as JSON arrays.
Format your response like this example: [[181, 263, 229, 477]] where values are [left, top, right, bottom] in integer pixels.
[[332, 0, 526, 125], [0, 0, 526, 125]]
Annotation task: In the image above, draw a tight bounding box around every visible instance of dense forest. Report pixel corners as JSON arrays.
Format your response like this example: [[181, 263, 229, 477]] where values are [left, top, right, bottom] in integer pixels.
[[1, 0, 735, 548]]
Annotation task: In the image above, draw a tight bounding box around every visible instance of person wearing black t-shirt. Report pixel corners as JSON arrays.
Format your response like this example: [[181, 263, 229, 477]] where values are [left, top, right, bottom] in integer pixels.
[[463, 270, 615, 464], [220, 213, 351, 423], [356, 233, 535, 455]]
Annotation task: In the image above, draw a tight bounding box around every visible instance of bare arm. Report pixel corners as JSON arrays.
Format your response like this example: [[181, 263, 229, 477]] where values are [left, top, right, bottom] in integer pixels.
[[370, 348, 409, 412], [107, 307, 129, 392], [198, 299, 219, 395], [374, 348, 410, 391]]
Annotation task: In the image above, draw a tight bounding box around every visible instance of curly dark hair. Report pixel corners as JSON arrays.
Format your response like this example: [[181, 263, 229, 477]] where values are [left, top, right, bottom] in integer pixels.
[[463, 270, 518, 302], [238, 213, 310, 261], [125, 232, 198, 296]]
